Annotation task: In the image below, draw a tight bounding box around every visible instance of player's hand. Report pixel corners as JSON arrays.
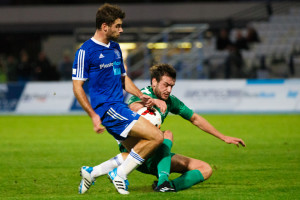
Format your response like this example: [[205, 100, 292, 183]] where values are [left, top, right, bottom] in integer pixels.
[[223, 136, 246, 147], [140, 94, 154, 107], [140, 95, 166, 113], [91, 115, 105, 134], [153, 99, 167, 113]]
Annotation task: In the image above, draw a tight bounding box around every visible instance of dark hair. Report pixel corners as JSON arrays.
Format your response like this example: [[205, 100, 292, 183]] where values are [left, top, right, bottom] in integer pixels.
[[96, 3, 125, 29], [150, 64, 176, 84]]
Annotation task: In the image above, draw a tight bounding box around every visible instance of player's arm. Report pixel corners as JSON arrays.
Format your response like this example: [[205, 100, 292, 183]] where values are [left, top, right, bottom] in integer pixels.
[[189, 113, 246, 147], [128, 102, 144, 112], [122, 75, 166, 113], [73, 80, 105, 134]]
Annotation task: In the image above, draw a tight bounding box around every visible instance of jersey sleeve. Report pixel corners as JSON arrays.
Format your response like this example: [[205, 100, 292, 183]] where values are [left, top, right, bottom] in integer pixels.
[[127, 95, 141, 105], [120, 58, 126, 76], [116, 45, 126, 76], [127, 86, 151, 105], [169, 95, 194, 120], [72, 48, 89, 81]]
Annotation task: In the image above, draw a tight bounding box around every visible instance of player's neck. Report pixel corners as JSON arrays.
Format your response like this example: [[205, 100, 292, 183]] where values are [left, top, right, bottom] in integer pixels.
[[93, 30, 109, 45]]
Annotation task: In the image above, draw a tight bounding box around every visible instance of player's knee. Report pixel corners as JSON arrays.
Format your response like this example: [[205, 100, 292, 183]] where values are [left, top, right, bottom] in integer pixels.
[[151, 129, 164, 147], [163, 130, 174, 142], [199, 162, 213, 180], [206, 163, 213, 178], [188, 159, 213, 180], [156, 130, 164, 144]]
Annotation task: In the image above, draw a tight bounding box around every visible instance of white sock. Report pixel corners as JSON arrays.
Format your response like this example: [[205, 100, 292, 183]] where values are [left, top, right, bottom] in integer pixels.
[[117, 149, 144, 179], [91, 153, 124, 179]]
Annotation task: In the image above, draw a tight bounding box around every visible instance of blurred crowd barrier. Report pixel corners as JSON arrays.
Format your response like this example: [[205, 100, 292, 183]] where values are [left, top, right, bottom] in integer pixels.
[[1, 79, 299, 114]]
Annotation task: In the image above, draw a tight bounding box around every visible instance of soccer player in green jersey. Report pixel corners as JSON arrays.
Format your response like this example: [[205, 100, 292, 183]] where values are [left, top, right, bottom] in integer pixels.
[[86, 64, 246, 193]]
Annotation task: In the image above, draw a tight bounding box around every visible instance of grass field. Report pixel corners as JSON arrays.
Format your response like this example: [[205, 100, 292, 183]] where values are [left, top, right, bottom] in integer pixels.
[[0, 114, 299, 200]]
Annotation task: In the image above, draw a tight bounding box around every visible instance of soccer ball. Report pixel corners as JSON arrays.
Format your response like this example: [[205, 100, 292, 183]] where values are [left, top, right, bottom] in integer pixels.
[[137, 107, 162, 128]]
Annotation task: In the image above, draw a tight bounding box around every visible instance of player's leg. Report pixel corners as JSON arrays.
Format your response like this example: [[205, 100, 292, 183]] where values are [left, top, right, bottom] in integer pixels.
[[122, 130, 175, 192], [112, 116, 163, 176], [171, 154, 212, 178], [108, 116, 163, 194], [127, 116, 164, 157], [154, 130, 175, 192], [79, 152, 129, 194], [168, 154, 212, 191], [81, 103, 162, 195], [91, 152, 128, 178]]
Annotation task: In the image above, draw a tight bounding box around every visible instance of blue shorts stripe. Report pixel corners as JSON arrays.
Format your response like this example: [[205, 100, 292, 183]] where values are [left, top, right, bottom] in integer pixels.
[[96, 102, 140, 141], [107, 109, 122, 120], [107, 110, 117, 119], [110, 108, 128, 120]]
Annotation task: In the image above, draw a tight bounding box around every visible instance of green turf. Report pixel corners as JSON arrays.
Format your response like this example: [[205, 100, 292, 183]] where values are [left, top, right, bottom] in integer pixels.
[[0, 114, 299, 200]]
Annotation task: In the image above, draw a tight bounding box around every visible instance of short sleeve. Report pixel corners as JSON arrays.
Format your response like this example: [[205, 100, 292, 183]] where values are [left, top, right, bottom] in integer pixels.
[[72, 48, 89, 81], [117, 46, 126, 76], [169, 95, 194, 120], [128, 95, 141, 105], [127, 86, 152, 105]]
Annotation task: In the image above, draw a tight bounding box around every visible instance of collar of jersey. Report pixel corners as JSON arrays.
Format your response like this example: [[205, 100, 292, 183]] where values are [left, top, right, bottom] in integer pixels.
[[148, 86, 158, 98], [91, 37, 110, 48]]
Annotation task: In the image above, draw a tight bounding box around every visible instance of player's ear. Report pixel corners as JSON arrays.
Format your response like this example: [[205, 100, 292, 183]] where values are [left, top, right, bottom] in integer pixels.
[[152, 78, 157, 87], [102, 23, 109, 32]]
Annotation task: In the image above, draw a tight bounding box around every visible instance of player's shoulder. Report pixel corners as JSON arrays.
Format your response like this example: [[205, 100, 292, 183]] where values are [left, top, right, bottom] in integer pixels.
[[82, 39, 93, 47], [169, 94, 180, 101], [77, 39, 94, 53], [81, 38, 112, 50], [140, 86, 154, 95], [110, 41, 120, 49], [167, 94, 183, 107]]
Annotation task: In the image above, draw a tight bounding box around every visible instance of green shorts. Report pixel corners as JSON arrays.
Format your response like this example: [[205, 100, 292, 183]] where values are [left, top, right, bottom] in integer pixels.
[[119, 144, 175, 177]]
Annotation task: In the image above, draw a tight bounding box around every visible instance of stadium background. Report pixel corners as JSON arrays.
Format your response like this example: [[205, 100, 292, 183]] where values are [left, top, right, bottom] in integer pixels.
[[1, 0, 300, 114], [0, 1, 299, 200]]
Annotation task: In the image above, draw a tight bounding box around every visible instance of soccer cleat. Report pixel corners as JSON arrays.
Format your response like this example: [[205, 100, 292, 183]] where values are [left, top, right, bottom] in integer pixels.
[[152, 181, 158, 190], [153, 180, 176, 192], [78, 166, 95, 194], [108, 168, 129, 195]]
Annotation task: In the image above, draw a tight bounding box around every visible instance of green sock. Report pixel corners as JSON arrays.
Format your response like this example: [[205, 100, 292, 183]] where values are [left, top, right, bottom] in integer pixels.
[[157, 139, 173, 186], [171, 170, 205, 191]]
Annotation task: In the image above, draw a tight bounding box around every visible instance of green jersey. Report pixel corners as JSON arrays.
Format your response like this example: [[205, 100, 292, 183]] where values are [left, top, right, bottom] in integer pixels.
[[128, 86, 194, 123]]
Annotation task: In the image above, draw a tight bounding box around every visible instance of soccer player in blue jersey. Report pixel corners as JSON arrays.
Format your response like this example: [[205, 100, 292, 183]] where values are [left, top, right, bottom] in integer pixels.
[[72, 4, 166, 195], [85, 64, 246, 193]]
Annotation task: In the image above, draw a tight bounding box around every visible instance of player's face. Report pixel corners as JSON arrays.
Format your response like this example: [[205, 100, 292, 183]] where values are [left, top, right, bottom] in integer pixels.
[[107, 18, 123, 41], [153, 75, 175, 100]]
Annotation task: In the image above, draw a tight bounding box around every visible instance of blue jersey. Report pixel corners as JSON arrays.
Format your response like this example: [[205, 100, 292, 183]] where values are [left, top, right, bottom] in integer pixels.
[[72, 38, 126, 117]]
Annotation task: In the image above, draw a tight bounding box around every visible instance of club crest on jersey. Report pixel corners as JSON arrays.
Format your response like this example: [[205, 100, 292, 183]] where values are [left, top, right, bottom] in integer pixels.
[[114, 49, 121, 59]]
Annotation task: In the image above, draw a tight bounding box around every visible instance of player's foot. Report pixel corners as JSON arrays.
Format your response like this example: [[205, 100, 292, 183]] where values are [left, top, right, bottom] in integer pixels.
[[152, 181, 158, 190], [153, 180, 176, 192], [108, 168, 129, 195], [78, 166, 95, 194]]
